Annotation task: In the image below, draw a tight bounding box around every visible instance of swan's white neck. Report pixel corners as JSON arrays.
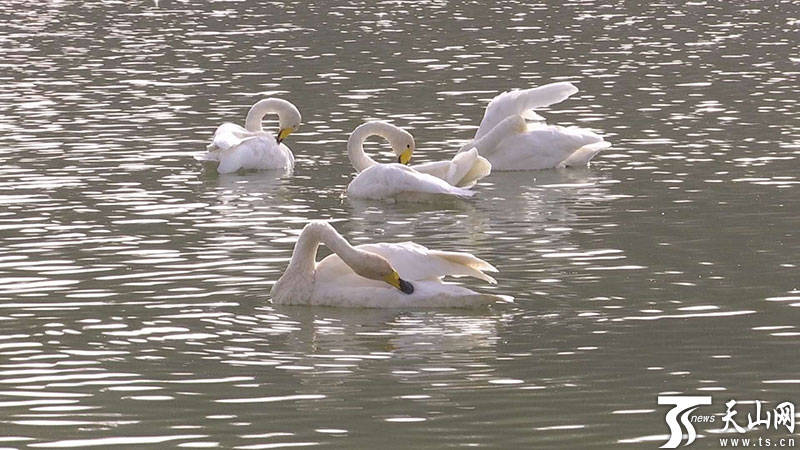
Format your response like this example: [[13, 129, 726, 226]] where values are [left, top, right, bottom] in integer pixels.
[[283, 221, 361, 279], [461, 115, 527, 155], [244, 98, 292, 133], [347, 122, 401, 173]]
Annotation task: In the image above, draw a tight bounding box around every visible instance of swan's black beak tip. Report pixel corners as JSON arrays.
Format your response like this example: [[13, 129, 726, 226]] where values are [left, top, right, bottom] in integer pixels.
[[399, 278, 414, 295]]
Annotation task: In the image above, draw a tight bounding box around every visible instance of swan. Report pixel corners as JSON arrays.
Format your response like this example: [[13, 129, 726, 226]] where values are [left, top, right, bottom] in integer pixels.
[[198, 98, 302, 174], [459, 82, 611, 170], [345, 121, 480, 201], [271, 221, 510, 308]]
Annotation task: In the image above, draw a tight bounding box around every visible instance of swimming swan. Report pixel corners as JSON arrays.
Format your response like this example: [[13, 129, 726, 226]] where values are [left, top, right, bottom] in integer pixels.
[[199, 98, 301, 174], [459, 82, 610, 170], [271, 221, 510, 308], [345, 121, 480, 201]]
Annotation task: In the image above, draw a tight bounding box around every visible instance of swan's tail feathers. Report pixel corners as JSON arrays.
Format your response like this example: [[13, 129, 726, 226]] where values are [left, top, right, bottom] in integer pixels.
[[447, 148, 492, 188], [476, 82, 579, 139], [451, 187, 477, 198], [459, 155, 492, 188], [496, 294, 514, 303], [432, 251, 499, 284], [561, 140, 611, 167], [194, 151, 220, 162]]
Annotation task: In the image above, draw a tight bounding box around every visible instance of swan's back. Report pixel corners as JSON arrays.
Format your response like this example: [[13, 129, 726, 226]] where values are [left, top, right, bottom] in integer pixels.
[[316, 241, 497, 284], [312, 241, 506, 308], [488, 124, 605, 170], [346, 163, 475, 200], [216, 135, 293, 174]]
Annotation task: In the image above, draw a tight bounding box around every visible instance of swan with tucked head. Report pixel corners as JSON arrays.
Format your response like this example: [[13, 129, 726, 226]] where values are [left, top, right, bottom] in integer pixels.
[[457, 82, 610, 170], [345, 121, 480, 201], [348, 120, 415, 172], [198, 98, 302, 174], [271, 221, 510, 308]]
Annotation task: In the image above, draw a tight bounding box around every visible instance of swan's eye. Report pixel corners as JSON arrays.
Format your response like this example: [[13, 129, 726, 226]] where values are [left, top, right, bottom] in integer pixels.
[[406, 144, 410, 149]]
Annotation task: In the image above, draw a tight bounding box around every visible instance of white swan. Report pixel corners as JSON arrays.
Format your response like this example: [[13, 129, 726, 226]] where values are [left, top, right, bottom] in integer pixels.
[[345, 121, 480, 201], [198, 98, 301, 174], [271, 221, 510, 308], [459, 82, 610, 170]]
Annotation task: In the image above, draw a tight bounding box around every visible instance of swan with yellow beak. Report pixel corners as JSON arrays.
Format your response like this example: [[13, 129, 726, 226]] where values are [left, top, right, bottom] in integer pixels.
[[198, 98, 302, 174], [271, 221, 511, 308], [345, 121, 487, 201]]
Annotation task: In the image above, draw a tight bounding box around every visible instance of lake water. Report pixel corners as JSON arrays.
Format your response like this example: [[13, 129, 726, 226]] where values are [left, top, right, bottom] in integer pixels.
[[0, 1, 798, 448]]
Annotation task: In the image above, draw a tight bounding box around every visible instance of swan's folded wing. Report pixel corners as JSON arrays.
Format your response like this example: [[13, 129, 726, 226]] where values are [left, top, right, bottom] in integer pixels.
[[410, 160, 451, 181], [209, 122, 250, 151], [347, 164, 475, 199], [559, 140, 611, 167], [411, 149, 491, 188], [475, 82, 578, 139], [489, 125, 605, 170], [446, 148, 492, 187], [215, 134, 287, 173], [354, 242, 498, 284]]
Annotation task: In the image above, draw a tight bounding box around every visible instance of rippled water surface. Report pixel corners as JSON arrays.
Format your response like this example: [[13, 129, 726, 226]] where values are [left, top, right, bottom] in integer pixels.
[[1, 0, 798, 448]]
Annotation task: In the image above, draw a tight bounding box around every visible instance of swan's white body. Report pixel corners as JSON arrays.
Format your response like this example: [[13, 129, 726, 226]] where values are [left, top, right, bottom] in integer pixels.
[[271, 221, 509, 308], [345, 122, 478, 201], [198, 98, 301, 174], [460, 82, 610, 170]]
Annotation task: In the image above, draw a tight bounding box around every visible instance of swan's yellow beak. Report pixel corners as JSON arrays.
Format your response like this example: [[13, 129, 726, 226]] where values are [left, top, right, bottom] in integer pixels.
[[383, 270, 414, 294], [276, 127, 295, 143], [398, 147, 413, 165]]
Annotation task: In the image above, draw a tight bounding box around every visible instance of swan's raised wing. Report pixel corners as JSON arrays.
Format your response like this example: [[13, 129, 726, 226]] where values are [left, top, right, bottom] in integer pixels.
[[487, 124, 606, 170], [346, 164, 476, 199], [475, 82, 578, 140], [316, 241, 497, 284], [412, 148, 491, 188], [208, 122, 251, 151]]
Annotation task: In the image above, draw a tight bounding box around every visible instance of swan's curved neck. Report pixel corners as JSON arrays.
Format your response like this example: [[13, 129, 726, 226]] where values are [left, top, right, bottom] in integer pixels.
[[462, 115, 526, 155], [347, 122, 399, 173], [244, 99, 284, 133], [285, 222, 361, 278]]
